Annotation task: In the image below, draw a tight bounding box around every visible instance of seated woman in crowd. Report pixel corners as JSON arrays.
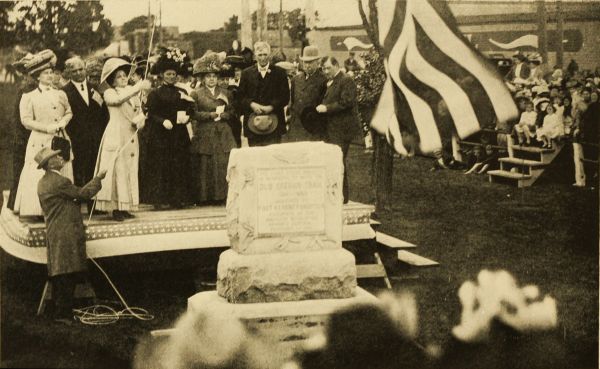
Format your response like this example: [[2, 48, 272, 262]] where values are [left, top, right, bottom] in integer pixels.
[[536, 104, 564, 148], [514, 100, 537, 145], [189, 52, 237, 205], [15, 49, 74, 218], [94, 58, 151, 221]]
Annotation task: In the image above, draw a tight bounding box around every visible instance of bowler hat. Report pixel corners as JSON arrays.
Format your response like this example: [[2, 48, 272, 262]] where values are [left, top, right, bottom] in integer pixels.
[[35, 147, 61, 169], [300, 106, 327, 135], [300, 45, 321, 62]]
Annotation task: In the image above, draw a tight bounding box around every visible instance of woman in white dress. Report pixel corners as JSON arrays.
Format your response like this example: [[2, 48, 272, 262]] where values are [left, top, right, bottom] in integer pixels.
[[15, 50, 74, 218], [94, 58, 151, 221]]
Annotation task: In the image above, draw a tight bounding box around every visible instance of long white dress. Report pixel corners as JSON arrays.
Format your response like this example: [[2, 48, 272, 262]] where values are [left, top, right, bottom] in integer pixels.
[[94, 85, 144, 212], [15, 85, 73, 216]]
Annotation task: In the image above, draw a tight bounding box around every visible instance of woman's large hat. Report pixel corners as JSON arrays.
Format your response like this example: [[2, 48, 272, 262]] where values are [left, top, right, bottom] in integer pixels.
[[22, 49, 57, 76], [153, 47, 188, 74], [100, 57, 132, 85], [193, 52, 221, 76]]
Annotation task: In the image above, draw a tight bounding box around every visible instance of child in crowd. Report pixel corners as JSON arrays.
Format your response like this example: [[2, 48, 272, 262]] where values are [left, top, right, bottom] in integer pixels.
[[514, 100, 537, 145], [537, 104, 563, 148]]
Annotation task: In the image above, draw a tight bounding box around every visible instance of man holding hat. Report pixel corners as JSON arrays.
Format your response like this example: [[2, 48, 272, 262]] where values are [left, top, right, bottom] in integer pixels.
[[62, 56, 109, 214], [238, 41, 290, 146], [285, 45, 328, 143], [35, 147, 107, 324]]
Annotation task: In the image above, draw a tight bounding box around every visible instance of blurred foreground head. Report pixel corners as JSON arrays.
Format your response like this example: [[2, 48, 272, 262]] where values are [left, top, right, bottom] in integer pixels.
[[293, 292, 431, 369], [133, 308, 284, 369], [440, 269, 565, 369]]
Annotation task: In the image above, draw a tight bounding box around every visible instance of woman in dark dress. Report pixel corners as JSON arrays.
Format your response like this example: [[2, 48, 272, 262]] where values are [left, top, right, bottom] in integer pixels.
[[189, 53, 237, 204], [145, 48, 195, 209]]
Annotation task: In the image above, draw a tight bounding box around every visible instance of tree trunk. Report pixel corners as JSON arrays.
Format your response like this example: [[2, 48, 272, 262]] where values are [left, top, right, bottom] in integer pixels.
[[536, 0, 548, 65], [556, 0, 564, 68]]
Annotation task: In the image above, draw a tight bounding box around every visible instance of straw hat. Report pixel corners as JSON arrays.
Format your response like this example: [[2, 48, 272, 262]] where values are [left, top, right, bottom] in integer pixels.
[[34, 147, 61, 169], [100, 57, 132, 85]]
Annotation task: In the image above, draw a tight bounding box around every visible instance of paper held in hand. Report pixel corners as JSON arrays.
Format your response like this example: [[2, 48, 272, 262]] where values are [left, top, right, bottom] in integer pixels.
[[176, 111, 189, 124]]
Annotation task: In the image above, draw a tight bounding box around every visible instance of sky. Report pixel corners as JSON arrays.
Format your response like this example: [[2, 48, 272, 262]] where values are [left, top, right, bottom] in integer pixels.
[[100, 0, 363, 33]]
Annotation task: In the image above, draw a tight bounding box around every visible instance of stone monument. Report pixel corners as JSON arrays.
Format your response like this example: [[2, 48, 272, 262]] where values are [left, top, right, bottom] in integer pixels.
[[188, 142, 376, 358]]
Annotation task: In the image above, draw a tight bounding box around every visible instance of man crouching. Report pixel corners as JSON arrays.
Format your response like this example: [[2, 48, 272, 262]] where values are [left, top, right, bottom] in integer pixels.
[[35, 147, 106, 325]]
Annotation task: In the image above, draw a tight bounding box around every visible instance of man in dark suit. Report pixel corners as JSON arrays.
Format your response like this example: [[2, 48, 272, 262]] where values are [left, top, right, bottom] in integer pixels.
[[35, 147, 106, 324], [317, 57, 361, 204], [62, 57, 109, 213], [238, 41, 290, 146], [286, 45, 328, 142]]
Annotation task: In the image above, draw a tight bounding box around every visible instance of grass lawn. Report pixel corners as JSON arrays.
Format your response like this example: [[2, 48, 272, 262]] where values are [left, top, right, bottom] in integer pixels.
[[0, 80, 597, 368]]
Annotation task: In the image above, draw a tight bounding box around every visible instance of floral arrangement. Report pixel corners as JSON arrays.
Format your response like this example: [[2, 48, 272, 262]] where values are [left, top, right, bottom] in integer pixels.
[[164, 47, 187, 64]]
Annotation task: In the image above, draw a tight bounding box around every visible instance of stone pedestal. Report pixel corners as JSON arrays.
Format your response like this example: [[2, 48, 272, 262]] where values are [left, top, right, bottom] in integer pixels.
[[188, 287, 377, 360], [217, 248, 357, 303]]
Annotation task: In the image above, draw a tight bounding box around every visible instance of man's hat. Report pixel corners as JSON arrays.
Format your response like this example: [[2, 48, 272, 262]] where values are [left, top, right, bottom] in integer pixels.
[[247, 113, 278, 135], [300, 106, 327, 135], [300, 45, 321, 62], [34, 147, 61, 169]]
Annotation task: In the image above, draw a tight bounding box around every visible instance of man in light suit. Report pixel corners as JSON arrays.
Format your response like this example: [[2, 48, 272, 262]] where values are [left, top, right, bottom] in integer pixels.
[[317, 57, 361, 204], [62, 57, 109, 213]]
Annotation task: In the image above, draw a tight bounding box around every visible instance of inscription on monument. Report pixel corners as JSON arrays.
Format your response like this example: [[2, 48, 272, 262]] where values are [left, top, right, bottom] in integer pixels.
[[257, 166, 326, 237]]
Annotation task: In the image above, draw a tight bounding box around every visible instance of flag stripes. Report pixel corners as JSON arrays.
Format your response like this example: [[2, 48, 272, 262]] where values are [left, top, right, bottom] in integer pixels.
[[370, 0, 519, 155]]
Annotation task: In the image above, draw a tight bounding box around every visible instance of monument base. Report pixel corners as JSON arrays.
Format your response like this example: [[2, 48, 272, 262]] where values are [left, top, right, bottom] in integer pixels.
[[187, 287, 377, 361]]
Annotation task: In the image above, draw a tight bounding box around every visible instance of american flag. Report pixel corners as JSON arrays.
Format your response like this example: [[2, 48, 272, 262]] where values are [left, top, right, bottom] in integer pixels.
[[370, 0, 519, 156]]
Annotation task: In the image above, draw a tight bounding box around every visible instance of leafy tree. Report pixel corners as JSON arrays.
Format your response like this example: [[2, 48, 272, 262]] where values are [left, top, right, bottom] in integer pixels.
[[14, 1, 112, 54], [0, 2, 15, 48], [223, 15, 240, 33], [121, 15, 149, 35]]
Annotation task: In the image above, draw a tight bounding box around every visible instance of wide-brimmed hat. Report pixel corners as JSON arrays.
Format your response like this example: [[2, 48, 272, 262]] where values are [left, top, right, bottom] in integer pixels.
[[23, 49, 57, 76], [225, 55, 252, 71], [100, 57, 132, 85], [276, 61, 296, 72], [193, 52, 221, 76], [247, 113, 278, 135], [35, 147, 61, 169], [300, 106, 327, 135], [300, 46, 321, 62], [153, 47, 188, 74]]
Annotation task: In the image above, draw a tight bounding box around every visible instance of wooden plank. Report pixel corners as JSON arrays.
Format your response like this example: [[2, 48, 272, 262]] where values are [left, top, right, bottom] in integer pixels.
[[376, 232, 416, 249], [397, 251, 439, 267], [356, 264, 387, 278], [369, 219, 381, 226]]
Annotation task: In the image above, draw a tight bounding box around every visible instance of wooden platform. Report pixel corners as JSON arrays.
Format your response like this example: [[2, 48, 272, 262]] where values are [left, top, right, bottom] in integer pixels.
[[0, 193, 375, 264]]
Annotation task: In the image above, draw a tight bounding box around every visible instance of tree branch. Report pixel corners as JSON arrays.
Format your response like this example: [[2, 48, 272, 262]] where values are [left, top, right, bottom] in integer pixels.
[[357, 0, 382, 54]]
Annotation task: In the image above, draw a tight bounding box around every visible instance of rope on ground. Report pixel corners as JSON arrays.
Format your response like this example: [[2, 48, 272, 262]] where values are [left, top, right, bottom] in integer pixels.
[[73, 257, 154, 325]]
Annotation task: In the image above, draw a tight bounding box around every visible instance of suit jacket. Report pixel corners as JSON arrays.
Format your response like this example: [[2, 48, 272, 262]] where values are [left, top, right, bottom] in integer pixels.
[[38, 171, 102, 277], [63, 81, 109, 186], [288, 70, 328, 141], [321, 71, 361, 145], [238, 64, 290, 139]]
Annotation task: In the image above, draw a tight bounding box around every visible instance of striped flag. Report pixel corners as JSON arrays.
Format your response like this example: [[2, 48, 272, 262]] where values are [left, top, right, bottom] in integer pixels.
[[370, 0, 519, 156]]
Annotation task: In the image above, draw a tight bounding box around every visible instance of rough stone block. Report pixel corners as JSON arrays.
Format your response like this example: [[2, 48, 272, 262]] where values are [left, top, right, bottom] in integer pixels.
[[226, 142, 344, 254], [217, 249, 357, 303]]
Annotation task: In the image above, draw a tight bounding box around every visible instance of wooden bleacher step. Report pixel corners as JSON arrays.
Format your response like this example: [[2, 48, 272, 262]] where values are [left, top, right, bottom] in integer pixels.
[[498, 157, 546, 167], [511, 144, 555, 154], [397, 251, 439, 267], [375, 231, 416, 249], [487, 170, 532, 180]]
